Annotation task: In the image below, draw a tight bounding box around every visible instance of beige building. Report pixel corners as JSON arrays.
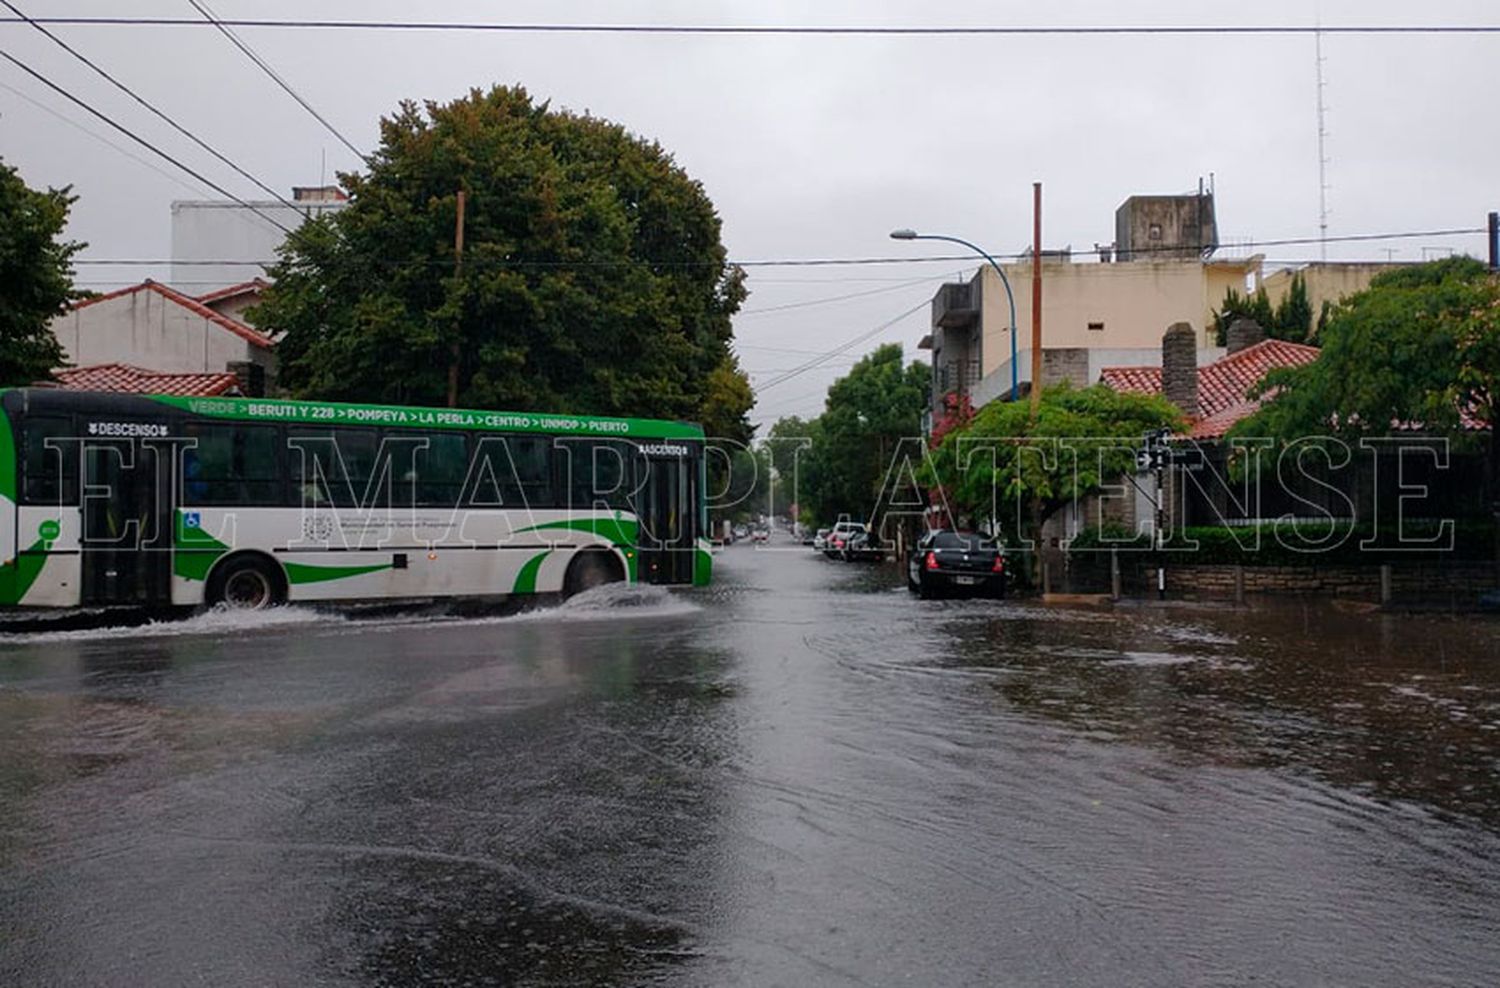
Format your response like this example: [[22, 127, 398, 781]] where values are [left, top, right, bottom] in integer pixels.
[[1262, 261, 1403, 320], [921, 253, 1261, 411]]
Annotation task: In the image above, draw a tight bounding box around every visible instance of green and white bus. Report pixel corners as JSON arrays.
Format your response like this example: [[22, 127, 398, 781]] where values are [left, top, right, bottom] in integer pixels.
[[0, 389, 712, 610]]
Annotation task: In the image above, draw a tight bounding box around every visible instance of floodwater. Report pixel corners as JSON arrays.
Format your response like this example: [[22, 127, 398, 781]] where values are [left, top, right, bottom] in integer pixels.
[[1, 537, 1499, 986]]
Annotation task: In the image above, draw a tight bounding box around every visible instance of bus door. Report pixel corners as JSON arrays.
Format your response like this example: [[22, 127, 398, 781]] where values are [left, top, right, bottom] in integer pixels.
[[637, 451, 696, 585], [81, 437, 173, 606]]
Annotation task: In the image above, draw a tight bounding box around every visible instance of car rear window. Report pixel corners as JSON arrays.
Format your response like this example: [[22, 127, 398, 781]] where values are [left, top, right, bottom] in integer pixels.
[[929, 531, 997, 550]]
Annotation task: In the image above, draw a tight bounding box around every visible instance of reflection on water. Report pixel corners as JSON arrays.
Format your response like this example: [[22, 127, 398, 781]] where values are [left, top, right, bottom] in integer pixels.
[[945, 602, 1500, 826]]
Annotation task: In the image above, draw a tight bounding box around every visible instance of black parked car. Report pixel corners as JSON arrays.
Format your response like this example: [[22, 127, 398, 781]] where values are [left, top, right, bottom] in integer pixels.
[[908, 530, 1006, 599]]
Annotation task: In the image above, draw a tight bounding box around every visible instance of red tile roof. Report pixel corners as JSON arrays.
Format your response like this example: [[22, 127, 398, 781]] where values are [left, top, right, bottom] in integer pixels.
[[1100, 339, 1322, 439], [54, 363, 241, 397], [71, 280, 273, 350], [194, 278, 269, 305]]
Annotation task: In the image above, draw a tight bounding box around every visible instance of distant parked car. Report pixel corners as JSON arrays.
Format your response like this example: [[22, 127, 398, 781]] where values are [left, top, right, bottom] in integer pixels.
[[908, 530, 1006, 599], [823, 520, 867, 559], [840, 529, 885, 562], [812, 528, 831, 550]]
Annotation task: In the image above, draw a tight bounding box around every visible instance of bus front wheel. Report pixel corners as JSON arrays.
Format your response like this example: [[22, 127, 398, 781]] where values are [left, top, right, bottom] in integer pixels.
[[207, 554, 287, 610], [564, 550, 624, 598]]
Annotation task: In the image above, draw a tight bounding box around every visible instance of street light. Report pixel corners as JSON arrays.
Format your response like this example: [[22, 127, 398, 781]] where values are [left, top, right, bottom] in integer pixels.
[[890, 229, 1018, 401]]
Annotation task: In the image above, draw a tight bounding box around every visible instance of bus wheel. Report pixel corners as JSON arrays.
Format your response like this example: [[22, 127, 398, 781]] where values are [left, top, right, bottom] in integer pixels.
[[208, 554, 286, 610], [564, 550, 623, 598]]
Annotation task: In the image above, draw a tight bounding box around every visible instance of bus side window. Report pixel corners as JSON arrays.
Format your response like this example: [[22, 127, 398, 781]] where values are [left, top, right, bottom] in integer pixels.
[[409, 432, 468, 507], [561, 439, 633, 510], [505, 436, 554, 508], [181, 423, 280, 505], [21, 416, 79, 505], [287, 428, 378, 508]]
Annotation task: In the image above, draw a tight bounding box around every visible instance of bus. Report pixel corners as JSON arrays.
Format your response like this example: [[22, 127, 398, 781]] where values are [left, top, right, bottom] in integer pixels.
[[0, 389, 712, 611]]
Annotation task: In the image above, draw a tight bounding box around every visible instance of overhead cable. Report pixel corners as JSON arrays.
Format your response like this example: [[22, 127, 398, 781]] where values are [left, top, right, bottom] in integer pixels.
[[1, 0, 300, 213], [185, 0, 364, 159], [0, 46, 295, 234]]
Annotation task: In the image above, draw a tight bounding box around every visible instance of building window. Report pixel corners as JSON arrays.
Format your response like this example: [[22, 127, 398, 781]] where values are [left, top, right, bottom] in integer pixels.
[[1087, 321, 1105, 332], [1148, 223, 1162, 240]]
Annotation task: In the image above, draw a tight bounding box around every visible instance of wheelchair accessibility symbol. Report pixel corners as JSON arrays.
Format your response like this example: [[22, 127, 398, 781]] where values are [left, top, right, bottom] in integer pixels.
[[184, 512, 202, 529]]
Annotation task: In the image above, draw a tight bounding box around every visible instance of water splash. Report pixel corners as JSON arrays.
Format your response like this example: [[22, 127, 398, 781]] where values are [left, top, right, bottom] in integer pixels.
[[0, 605, 333, 645], [507, 582, 701, 623]]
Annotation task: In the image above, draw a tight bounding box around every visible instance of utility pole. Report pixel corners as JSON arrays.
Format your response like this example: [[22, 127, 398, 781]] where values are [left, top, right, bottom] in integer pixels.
[[1489, 211, 1498, 272], [1029, 181, 1043, 419], [446, 190, 467, 408]]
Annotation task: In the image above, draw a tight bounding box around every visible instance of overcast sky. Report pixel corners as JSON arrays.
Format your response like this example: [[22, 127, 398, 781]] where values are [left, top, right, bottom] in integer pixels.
[[2, 1, 1496, 428]]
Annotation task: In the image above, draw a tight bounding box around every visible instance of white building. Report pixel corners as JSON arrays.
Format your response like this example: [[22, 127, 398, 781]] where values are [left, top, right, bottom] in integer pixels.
[[171, 185, 346, 287], [50, 280, 275, 393]]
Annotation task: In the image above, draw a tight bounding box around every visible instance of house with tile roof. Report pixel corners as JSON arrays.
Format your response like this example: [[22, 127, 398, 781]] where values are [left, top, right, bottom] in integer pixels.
[[53, 363, 243, 397], [192, 277, 270, 324], [48, 279, 274, 395], [1100, 337, 1321, 439]]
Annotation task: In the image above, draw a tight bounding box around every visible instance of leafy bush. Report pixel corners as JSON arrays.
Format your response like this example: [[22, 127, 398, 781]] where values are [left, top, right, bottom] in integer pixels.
[[1067, 520, 1495, 566]]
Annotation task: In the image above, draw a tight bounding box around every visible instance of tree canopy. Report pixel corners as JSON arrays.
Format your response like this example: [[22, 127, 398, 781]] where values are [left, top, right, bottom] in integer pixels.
[[1233, 257, 1499, 448], [922, 383, 1183, 533], [254, 85, 750, 438], [1213, 271, 1312, 344], [766, 344, 929, 525], [0, 158, 81, 386]]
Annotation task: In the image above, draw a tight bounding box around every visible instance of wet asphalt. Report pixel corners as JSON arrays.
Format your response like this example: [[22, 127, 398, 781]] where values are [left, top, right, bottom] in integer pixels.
[[2, 534, 1500, 987]]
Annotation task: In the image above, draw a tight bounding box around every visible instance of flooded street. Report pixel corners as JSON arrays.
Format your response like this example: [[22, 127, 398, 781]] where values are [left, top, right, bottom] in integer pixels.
[[2, 538, 1500, 987]]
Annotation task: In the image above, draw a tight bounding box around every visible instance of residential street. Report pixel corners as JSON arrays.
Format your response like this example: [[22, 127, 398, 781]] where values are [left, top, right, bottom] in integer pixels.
[[2, 534, 1499, 986]]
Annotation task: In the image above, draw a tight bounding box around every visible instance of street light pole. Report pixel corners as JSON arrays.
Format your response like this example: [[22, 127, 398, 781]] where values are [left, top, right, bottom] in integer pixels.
[[890, 229, 1019, 402]]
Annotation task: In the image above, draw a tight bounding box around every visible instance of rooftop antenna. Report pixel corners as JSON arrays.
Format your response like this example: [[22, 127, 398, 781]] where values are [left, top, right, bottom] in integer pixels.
[[1315, 21, 1331, 262]]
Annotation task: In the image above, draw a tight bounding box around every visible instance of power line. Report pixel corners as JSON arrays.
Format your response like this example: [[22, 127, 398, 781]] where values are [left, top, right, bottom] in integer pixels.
[[0, 0, 300, 216], [185, 0, 364, 159], [738, 271, 961, 316], [737, 342, 856, 356], [0, 46, 296, 235], [3, 18, 1497, 35], [757, 297, 930, 391], [0, 80, 206, 196], [67, 224, 1490, 272]]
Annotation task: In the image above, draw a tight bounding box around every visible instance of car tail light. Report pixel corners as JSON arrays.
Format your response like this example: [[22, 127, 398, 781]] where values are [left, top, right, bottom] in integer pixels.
[[992, 555, 1005, 573], [925, 551, 938, 570]]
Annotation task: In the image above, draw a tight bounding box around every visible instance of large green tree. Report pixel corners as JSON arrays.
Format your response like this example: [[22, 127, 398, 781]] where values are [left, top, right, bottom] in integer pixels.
[[1232, 257, 1500, 523], [1235, 258, 1497, 445], [923, 383, 1183, 537], [255, 85, 750, 428], [0, 158, 81, 385], [785, 344, 930, 525]]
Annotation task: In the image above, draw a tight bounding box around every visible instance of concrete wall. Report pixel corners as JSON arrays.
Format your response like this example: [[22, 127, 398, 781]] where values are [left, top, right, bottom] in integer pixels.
[[1263, 262, 1403, 321], [171, 200, 344, 287], [976, 258, 1259, 378], [1115, 194, 1218, 261], [52, 291, 272, 375]]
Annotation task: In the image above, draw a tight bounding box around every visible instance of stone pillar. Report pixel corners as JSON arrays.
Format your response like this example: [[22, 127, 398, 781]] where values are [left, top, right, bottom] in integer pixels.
[[1226, 317, 1266, 354], [1161, 322, 1199, 419]]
